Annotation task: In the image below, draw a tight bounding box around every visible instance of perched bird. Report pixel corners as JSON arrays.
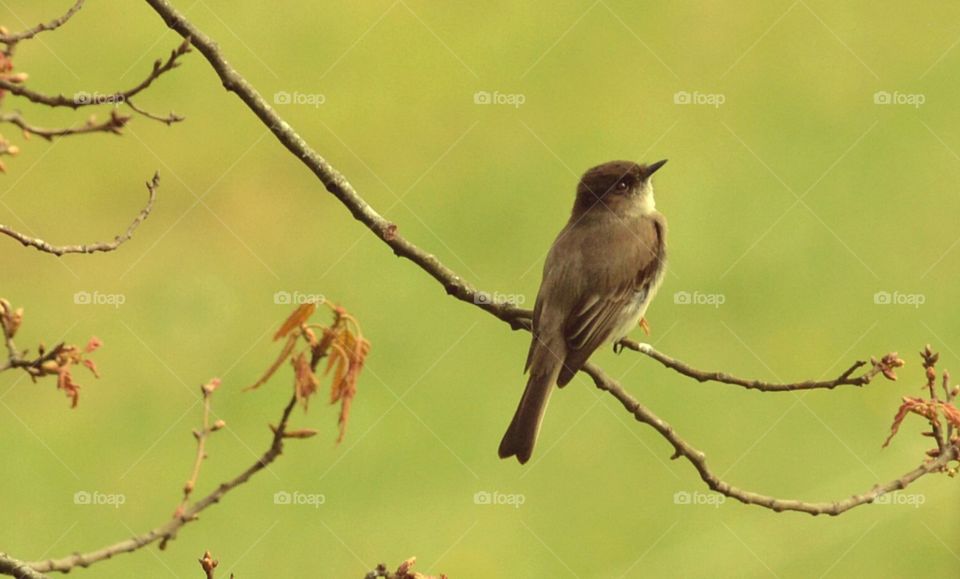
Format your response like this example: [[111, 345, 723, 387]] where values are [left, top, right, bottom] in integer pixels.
[[499, 159, 669, 464]]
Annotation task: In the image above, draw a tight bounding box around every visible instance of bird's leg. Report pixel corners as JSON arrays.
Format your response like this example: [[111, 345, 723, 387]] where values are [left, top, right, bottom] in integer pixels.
[[639, 317, 651, 336]]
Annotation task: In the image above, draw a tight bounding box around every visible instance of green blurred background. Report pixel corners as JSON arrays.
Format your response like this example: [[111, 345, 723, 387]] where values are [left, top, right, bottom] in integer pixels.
[[1, 1, 958, 577]]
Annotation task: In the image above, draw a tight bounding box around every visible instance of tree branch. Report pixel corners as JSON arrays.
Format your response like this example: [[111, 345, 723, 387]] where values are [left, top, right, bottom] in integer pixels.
[[174, 380, 225, 521], [0, 38, 190, 124], [0, 0, 85, 49], [26, 392, 299, 574], [0, 553, 45, 579], [619, 338, 904, 392], [581, 362, 957, 515], [141, 0, 956, 518], [143, 0, 528, 326], [0, 172, 159, 256], [0, 109, 130, 140]]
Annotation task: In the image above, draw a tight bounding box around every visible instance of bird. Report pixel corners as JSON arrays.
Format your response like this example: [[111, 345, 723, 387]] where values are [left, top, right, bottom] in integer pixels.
[[499, 159, 669, 464]]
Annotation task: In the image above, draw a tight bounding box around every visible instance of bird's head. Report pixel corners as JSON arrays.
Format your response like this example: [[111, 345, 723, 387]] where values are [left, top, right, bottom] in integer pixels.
[[573, 159, 667, 218]]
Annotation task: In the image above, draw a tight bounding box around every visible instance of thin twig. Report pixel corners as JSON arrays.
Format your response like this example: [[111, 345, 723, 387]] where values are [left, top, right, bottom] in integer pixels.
[[175, 380, 223, 520], [619, 338, 896, 392], [0, 110, 129, 140], [125, 99, 184, 125], [0, 172, 159, 256], [0, 0, 85, 47], [26, 392, 299, 574], [0, 38, 190, 121]]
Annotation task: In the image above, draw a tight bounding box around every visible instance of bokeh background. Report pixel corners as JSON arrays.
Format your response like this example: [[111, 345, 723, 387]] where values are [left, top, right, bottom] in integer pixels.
[[1, 1, 959, 577]]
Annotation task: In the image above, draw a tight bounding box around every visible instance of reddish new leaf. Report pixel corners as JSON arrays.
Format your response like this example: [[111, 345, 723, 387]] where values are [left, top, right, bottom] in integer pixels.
[[273, 303, 316, 340]]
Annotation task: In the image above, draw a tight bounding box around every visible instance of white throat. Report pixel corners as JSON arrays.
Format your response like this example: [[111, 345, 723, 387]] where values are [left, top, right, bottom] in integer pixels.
[[636, 181, 656, 215]]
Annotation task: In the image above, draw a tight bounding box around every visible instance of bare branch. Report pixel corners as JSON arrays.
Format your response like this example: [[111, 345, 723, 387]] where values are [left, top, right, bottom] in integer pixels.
[[0, 109, 129, 140], [26, 392, 300, 574], [619, 338, 904, 392], [0, 553, 45, 579], [0, 38, 190, 123], [0, 0, 85, 48], [1, 300, 359, 575], [174, 379, 224, 521], [582, 362, 957, 515], [0, 172, 159, 256], [144, 0, 527, 327], [125, 99, 184, 125]]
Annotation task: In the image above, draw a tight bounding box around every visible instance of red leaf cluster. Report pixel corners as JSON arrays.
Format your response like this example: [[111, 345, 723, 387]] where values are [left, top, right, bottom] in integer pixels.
[[248, 300, 370, 443]]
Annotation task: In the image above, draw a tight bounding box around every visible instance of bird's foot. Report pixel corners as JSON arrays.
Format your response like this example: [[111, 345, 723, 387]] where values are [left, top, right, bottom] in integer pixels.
[[613, 341, 624, 354], [639, 317, 651, 336]]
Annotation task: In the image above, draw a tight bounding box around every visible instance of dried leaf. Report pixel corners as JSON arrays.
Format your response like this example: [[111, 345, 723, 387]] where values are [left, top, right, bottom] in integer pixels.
[[326, 341, 349, 403], [57, 368, 81, 408], [883, 396, 956, 448], [273, 303, 316, 340], [245, 333, 297, 391], [81, 358, 99, 378], [940, 401, 960, 429], [84, 336, 102, 353], [293, 352, 320, 408]]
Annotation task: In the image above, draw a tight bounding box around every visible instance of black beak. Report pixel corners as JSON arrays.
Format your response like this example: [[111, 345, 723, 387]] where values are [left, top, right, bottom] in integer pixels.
[[646, 159, 668, 176]]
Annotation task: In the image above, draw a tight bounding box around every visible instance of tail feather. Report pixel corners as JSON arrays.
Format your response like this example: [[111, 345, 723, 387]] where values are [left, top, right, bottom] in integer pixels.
[[499, 359, 561, 464]]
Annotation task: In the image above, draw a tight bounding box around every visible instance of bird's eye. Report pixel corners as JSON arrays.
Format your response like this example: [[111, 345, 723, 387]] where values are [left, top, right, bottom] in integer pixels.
[[616, 181, 629, 191]]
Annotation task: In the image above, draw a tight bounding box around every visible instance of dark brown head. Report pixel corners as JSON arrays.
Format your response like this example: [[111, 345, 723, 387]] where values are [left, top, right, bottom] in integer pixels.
[[573, 159, 667, 217]]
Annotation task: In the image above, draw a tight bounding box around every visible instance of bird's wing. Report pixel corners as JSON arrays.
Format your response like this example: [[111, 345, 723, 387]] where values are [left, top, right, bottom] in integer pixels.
[[556, 216, 664, 386]]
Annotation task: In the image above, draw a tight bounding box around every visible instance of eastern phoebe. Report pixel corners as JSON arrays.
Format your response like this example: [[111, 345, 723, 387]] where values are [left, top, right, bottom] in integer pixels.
[[499, 159, 669, 464]]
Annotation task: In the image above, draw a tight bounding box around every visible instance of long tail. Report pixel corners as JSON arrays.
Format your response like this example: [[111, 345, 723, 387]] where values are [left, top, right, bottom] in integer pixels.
[[498, 355, 562, 464]]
